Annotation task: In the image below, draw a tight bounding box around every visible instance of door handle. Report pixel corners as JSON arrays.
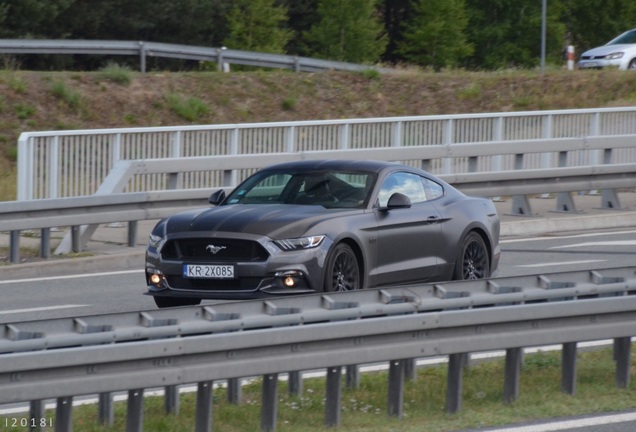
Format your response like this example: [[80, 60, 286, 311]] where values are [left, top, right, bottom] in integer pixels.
[[427, 216, 440, 223]]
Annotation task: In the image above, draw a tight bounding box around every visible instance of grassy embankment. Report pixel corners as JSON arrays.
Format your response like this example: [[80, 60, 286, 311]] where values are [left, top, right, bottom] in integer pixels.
[[1, 348, 634, 431], [1, 65, 636, 203]]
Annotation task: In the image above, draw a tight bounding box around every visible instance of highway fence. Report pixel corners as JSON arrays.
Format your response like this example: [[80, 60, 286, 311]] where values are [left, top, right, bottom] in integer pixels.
[[0, 39, 391, 74], [1, 266, 636, 431]]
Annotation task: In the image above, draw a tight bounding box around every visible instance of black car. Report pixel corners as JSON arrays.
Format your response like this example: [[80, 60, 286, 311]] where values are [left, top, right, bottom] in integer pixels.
[[145, 160, 500, 308]]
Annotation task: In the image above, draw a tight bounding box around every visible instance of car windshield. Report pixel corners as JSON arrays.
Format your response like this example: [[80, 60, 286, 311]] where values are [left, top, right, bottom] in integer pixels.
[[224, 169, 376, 209], [607, 30, 636, 45]]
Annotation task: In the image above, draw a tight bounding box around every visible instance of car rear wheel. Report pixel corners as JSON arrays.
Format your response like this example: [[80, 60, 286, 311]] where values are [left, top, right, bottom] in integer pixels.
[[154, 295, 202, 308], [629, 59, 636, 70], [323, 243, 360, 292], [453, 232, 490, 280]]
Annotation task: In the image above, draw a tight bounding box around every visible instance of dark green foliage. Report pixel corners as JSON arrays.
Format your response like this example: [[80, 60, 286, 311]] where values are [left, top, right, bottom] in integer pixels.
[[0, 0, 635, 70], [397, 0, 473, 70], [224, 0, 293, 53], [464, 0, 566, 69], [303, 0, 387, 63]]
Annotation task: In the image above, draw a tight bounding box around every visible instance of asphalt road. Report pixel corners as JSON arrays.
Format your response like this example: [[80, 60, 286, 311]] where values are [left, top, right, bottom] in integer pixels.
[[2, 226, 636, 431], [2, 227, 636, 323]]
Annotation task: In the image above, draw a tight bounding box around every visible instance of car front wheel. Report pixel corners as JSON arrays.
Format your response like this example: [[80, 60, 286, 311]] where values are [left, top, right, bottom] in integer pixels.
[[453, 232, 490, 280], [323, 243, 360, 292]]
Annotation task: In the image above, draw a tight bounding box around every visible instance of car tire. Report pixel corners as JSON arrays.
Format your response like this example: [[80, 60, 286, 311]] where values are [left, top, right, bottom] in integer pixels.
[[453, 232, 490, 280], [629, 59, 636, 70], [323, 243, 360, 292], [153, 296, 202, 308]]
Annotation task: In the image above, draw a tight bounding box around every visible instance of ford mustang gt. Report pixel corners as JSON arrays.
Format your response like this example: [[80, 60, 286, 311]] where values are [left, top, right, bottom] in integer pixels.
[[145, 160, 500, 308]]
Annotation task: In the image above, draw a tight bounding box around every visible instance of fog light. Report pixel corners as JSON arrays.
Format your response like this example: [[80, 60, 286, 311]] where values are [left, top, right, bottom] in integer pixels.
[[284, 275, 295, 287], [150, 274, 162, 284]]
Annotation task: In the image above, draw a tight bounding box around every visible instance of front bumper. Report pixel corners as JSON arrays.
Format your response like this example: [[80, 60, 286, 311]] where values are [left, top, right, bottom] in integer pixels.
[[578, 59, 623, 69], [145, 233, 332, 300]]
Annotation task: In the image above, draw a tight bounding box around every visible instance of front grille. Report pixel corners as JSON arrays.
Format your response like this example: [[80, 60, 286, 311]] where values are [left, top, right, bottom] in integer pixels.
[[161, 238, 269, 262], [166, 276, 262, 291]]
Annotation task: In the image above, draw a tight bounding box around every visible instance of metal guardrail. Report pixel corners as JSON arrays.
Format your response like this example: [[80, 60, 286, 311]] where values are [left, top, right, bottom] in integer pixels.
[[17, 107, 636, 201], [2, 158, 635, 261], [0, 39, 391, 74], [2, 267, 636, 431], [5, 134, 636, 259]]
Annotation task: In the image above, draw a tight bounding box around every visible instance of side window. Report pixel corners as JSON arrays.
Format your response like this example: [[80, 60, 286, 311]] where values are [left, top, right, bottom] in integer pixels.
[[422, 177, 444, 200], [378, 172, 428, 207]]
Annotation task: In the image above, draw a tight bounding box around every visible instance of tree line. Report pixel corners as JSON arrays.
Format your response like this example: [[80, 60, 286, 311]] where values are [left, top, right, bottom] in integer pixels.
[[1, 0, 635, 71]]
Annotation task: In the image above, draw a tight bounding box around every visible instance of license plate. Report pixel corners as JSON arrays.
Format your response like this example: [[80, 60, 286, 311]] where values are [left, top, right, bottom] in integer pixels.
[[183, 264, 235, 279]]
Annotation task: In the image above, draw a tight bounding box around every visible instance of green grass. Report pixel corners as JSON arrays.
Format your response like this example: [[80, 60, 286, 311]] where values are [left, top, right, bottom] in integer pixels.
[[50, 81, 82, 112], [0, 166, 16, 201], [1, 347, 634, 432], [165, 93, 210, 122], [98, 63, 133, 86]]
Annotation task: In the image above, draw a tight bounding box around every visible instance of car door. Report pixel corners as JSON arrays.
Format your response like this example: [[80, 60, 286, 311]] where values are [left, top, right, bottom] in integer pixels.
[[370, 172, 445, 287]]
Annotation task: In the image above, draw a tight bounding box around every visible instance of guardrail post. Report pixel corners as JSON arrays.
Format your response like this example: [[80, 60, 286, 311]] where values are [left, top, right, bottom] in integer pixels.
[[98, 392, 115, 426], [55, 396, 73, 432], [504, 348, 522, 403], [71, 226, 81, 253], [29, 400, 45, 432], [164, 385, 180, 414], [288, 371, 303, 396], [445, 353, 464, 413], [325, 366, 342, 427], [601, 189, 622, 210], [561, 342, 577, 395], [9, 230, 20, 263], [261, 373, 278, 432], [555, 151, 577, 212], [195, 381, 213, 432], [510, 153, 533, 216], [227, 378, 242, 404], [345, 364, 359, 389], [126, 389, 144, 432], [40, 228, 51, 258], [404, 358, 417, 381], [127, 221, 138, 247], [615, 337, 631, 388], [387, 360, 405, 418], [138, 41, 146, 73]]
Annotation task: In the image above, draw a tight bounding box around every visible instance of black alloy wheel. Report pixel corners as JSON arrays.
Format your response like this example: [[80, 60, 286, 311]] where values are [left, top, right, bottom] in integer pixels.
[[454, 232, 490, 280], [324, 243, 360, 292]]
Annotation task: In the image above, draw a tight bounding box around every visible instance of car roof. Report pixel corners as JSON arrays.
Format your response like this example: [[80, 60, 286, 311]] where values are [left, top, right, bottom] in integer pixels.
[[260, 159, 404, 173]]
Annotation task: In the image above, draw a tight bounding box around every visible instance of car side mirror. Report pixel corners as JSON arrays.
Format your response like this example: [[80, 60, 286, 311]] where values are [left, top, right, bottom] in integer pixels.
[[386, 192, 411, 209], [208, 189, 226, 205]]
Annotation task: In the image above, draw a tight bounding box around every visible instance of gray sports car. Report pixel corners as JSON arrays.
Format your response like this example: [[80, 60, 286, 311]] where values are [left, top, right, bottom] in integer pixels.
[[145, 160, 500, 308]]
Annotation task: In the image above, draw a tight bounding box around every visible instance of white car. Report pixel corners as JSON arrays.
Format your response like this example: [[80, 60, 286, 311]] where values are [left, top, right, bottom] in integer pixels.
[[578, 29, 636, 70]]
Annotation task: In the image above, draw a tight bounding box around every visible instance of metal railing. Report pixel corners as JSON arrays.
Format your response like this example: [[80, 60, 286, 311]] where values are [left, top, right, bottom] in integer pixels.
[[2, 267, 636, 431], [4, 139, 636, 260], [17, 107, 636, 201], [0, 39, 390, 74]]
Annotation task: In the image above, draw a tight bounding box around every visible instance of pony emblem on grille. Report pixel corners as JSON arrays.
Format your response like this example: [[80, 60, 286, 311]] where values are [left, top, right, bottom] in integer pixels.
[[206, 245, 227, 254]]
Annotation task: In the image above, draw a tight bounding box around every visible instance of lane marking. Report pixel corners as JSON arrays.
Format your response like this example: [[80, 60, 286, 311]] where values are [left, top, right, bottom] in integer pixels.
[[550, 240, 636, 249], [0, 304, 90, 315], [482, 411, 636, 432], [0, 269, 143, 285], [501, 229, 636, 244], [516, 259, 606, 268]]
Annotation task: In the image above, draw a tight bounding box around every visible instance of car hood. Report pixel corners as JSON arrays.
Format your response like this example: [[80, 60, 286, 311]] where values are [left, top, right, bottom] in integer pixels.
[[164, 204, 358, 239], [582, 44, 636, 56]]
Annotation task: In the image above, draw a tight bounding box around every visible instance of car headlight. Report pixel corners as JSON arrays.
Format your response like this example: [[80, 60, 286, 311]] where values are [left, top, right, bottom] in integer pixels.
[[605, 52, 624, 60], [148, 233, 164, 248], [274, 235, 325, 251]]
